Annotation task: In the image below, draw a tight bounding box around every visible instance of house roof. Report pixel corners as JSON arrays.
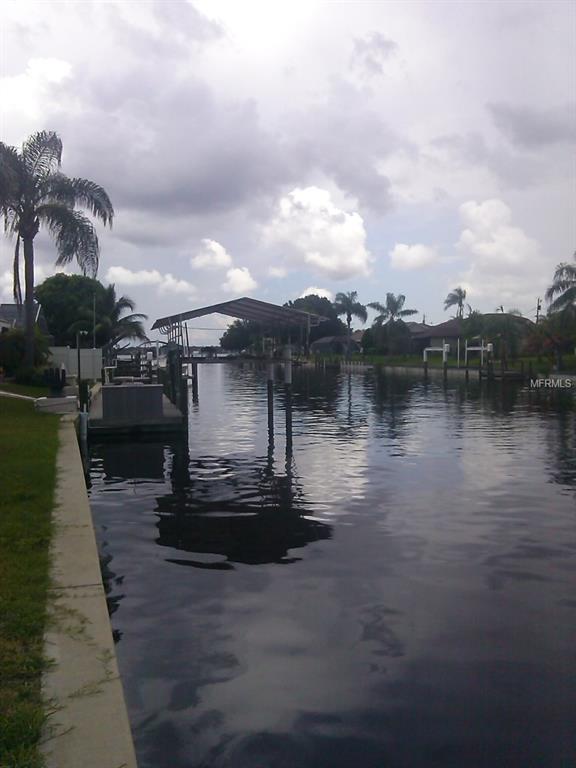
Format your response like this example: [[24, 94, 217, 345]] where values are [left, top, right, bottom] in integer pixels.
[[0, 303, 50, 334], [411, 318, 463, 338], [405, 321, 432, 333], [311, 335, 358, 346], [152, 296, 329, 332]]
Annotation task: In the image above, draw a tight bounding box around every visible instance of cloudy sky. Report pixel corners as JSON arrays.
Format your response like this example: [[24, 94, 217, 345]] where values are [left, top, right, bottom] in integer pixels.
[[1, 0, 574, 342]]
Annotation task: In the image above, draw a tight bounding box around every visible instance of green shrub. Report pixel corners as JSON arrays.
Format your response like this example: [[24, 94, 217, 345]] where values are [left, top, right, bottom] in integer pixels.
[[0, 329, 49, 375], [14, 366, 47, 386]]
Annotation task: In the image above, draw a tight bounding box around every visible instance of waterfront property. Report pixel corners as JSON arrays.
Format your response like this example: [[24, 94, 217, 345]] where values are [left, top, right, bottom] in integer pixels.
[[87, 365, 576, 768]]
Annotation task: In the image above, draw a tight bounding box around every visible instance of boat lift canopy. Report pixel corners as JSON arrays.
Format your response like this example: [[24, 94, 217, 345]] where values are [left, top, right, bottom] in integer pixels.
[[152, 296, 328, 333], [152, 296, 330, 350]]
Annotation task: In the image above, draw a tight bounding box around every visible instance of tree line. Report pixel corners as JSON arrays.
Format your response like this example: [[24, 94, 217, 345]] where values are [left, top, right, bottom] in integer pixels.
[[2, 131, 575, 368]]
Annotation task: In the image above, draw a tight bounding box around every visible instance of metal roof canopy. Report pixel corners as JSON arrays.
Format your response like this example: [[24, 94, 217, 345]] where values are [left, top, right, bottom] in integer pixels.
[[152, 296, 329, 333]]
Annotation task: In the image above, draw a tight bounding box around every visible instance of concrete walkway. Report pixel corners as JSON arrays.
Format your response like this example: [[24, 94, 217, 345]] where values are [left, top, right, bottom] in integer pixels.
[[0, 389, 35, 400], [42, 416, 137, 768]]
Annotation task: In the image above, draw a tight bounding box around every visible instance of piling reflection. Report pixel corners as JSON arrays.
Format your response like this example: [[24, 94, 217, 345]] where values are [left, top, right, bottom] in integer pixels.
[[155, 435, 332, 566]]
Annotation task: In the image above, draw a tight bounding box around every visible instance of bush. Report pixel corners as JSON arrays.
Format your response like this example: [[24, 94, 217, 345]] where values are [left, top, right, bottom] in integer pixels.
[[14, 366, 47, 386], [0, 329, 49, 375]]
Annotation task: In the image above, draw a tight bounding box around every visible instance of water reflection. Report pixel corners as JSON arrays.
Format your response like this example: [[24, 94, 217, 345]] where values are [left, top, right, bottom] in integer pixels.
[[88, 366, 576, 768], [155, 438, 332, 566]]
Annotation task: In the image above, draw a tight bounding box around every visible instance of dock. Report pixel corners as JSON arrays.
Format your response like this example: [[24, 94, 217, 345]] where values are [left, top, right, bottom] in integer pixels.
[[88, 383, 186, 436]]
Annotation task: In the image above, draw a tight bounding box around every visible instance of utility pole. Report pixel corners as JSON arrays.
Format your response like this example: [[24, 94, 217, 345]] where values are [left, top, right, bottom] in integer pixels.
[[536, 297, 542, 324], [93, 292, 96, 348]]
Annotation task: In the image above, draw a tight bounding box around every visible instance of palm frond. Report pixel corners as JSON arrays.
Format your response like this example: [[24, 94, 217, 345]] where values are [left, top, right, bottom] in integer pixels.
[[38, 174, 114, 225], [22, 131, 62, 179], [38, 203, 100, 276], [549, 286, 576, 313], [0, 143, 25, 209]]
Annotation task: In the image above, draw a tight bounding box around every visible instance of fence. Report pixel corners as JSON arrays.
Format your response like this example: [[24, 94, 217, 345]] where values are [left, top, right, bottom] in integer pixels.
[[49, 347, 103, 380]]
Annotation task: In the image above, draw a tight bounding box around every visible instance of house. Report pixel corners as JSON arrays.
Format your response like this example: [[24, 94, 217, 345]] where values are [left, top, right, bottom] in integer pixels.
[[407, 315, 535, 358], [408, 318, 463, 355], [310, 335, 360, 355], [0, 303, 52, 340]]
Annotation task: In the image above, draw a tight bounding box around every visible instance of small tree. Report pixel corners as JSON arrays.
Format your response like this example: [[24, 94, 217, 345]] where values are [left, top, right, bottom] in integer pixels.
[[444, 287, 467, 318], [333, 291, 367, 355]]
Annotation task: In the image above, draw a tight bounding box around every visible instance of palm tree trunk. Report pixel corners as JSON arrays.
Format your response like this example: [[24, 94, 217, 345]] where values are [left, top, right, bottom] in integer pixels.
[[23, 236, 35, 368], [347, 316, 351, 358], [13, 236, 23, 308]]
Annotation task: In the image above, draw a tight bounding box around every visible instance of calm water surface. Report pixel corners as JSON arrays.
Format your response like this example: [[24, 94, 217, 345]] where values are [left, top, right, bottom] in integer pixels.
[[88, 366, 576, 768]]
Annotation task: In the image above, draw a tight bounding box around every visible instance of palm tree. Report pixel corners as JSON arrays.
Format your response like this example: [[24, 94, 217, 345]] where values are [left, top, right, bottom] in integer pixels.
[[368, 293, 418, 325], [333, 291, 367, 355], [97, 285, 148, 346], [444, 286, 467, 318], [0, 131, 114, 365], [67, 284, 148, 347], [546, 252, 576, 314]]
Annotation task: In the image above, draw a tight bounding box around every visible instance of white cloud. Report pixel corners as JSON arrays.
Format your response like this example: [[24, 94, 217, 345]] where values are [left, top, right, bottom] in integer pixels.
[[106, 266, 163, 286], [455, 198, 544, 309], [457, 199, 538, 268], [262, 187, 373, 280], [300, 286, 334, 300], [105, 266, 195, 297], [222, 266, 257, 294], [268, 266, 287, 278], [389, 243, 439, 271], [158, 273, 196, 296], [0, 271, 13, 301], [0, 58, 72, 121], [190, 238, 232, 269], [0, 263, 71, 300]]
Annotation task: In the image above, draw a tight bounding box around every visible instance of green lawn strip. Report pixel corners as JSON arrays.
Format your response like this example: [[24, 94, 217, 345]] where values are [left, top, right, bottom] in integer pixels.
[[0, 398, 60, 768], [0, 384, 51, 399]]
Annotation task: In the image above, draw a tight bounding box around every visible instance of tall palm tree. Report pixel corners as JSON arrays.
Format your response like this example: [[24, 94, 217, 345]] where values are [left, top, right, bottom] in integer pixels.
[[0, 131, 114, 365], [444, 286, 467, 318], [333, 291, 367, 354], [546, 252, 576, 314], [368, 293, 418, 325]]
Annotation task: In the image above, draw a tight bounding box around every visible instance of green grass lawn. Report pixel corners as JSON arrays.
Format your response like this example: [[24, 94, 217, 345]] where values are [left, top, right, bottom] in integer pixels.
[[0, 383, 51, 399], [0, 398, 59, 768]]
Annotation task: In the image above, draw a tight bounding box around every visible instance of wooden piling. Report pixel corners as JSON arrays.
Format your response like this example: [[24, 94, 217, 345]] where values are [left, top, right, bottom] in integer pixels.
[[191, 362, 199, 403], [267, 359, 274, 439]]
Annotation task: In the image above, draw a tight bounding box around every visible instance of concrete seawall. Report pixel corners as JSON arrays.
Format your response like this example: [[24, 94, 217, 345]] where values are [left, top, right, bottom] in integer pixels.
[[42, 416, 137, 768]]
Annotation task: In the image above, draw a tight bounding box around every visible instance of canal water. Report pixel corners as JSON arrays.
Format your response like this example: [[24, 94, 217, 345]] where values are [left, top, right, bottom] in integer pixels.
[[88, 365, 576, 768]]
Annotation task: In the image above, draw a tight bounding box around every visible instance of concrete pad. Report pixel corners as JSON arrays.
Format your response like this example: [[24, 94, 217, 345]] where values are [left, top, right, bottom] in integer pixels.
[[42, 419, 137, 768]]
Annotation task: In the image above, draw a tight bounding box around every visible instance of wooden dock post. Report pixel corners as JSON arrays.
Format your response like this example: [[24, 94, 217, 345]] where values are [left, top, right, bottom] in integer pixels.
[[267, 355, 274, 439], [284, 345, 293, 448], [423, 360, 428, 381], [191, 362, 199, 403]]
